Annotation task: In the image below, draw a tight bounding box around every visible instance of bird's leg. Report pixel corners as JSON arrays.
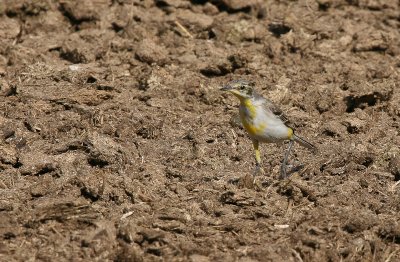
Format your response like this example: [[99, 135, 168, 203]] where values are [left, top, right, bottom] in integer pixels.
[[280, 139, 294, 179], [252, 139, 264, 176]]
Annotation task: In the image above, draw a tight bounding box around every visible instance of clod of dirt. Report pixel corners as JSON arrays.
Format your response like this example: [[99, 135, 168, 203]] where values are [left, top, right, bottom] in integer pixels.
[[189, 254, 210, 262], [135, 39, 168, 65], [291, 180, 318, 203], [153, 220, 186, 234], [277, 182, 305, 203], [0, 65, 5, 76], [116, 243, 144, 262], [23, 119, 41, 133], [199, 61, 231, 77], [299, 234, 326, 249], [215, 0, 262, 12], [118, 222, 138, 244], [352, 151, 374, 169], [4, 0, 49, 16], [135, 117, 163, 139], [0, 16, 20, 39], [378, 223, 400, 244], [137, 228, 166, 245], [19, 152, 58, 176], [315, 98, 332, 113], [198, 51, 247, 77], [175, 9, 214, 32], [353, 30, 390, 53], [111, 4, 136, 31], [281, 29, 316, 54], [76, 173, 105, 201], [228, 53, 247, 70], [0, 80, 17, 96], [342, 210, 377, 233], [0, 144, 18, 166], [321, 121, 347, 138], [202, 3, 220, 15], [358, 178, 369, 188], [83, 132, 126, 167], [156, 0, 190, 9], [342, 117, 366, 134], [80, 221, 116, 258], [167, 182, 189, 196], [220, 190, 263, 206], [389, 155, 400, 181], [388, 88, 400, 117], [223, 20, 267, 43], [264, 38, 284, 59], [60, 34, 96, 64], [0, 201, 13, 211], [165, 168, 184, 182], [238, 173, 256, 189], [157, 207, 191, 223], [1, 126, 15, 140], [29, 176, 54, 197], [59, 1, 100, 25]]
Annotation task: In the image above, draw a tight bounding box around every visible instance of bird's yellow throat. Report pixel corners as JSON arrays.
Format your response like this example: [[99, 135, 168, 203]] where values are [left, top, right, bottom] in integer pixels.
[[239, 98, 266, 136]]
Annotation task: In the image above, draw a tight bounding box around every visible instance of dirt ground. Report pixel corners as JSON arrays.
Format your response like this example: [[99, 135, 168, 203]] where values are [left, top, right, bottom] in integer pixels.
[[0, 0, 399, 261]]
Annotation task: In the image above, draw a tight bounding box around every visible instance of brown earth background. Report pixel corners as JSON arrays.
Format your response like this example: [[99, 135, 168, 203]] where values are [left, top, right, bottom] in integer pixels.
[[0, 0, 400, 261]]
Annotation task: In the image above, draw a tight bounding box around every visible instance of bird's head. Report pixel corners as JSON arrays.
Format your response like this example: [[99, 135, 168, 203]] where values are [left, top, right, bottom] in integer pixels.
[[221, 80, 255, 100]]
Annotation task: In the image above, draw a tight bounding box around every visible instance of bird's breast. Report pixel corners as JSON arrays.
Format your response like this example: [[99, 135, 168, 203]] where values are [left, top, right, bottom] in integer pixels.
[[239, 101, 266, 137]]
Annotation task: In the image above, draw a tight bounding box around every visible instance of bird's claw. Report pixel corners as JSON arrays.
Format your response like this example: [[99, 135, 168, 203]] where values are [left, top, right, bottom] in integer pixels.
[[280, 163, 305, 179], [254, 164, 265, 176]]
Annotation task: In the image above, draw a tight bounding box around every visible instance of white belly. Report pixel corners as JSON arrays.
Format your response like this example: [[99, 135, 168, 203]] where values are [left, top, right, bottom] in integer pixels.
[[240, 104, 290, 143], [259, 121, 290, 143]]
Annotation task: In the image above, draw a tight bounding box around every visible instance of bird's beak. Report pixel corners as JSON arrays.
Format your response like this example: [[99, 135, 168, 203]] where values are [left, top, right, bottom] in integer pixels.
[[221, 83, 243, 98], [220, 84, 233, 91]]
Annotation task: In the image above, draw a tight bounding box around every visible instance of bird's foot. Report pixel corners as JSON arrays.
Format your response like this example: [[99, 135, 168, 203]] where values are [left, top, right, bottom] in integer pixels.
[[250, 165, 265, 190], [238, 165, 266, 189], [280, 163, 305, 179], [254, 164, 265, 177]]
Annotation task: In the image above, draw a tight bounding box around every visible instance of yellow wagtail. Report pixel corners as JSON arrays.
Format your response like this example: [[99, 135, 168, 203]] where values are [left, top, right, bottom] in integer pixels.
[[221, 79, 316, 179]]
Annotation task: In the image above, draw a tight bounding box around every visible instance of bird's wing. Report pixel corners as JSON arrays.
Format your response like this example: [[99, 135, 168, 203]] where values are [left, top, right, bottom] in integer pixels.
[[261, 97, 294, 128]]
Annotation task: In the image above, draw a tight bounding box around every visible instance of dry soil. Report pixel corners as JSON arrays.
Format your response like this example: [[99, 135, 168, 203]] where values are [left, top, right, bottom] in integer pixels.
[[0, 0, 400, 261]]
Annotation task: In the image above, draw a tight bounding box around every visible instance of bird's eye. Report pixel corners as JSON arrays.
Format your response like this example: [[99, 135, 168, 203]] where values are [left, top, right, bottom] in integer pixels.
[[240, 86, 245, 90]]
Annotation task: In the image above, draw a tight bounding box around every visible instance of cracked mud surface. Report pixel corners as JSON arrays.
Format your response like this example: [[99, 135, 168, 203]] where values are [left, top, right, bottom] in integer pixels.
[[0, 0, 399, 261]]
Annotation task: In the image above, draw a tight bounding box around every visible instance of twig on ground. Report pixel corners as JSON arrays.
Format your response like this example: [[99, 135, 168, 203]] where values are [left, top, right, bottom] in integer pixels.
[[174, 20, 193, 38]]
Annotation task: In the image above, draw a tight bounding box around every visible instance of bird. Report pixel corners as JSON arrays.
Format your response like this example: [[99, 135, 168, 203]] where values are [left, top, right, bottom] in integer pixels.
[[221, 79, 317, 179]]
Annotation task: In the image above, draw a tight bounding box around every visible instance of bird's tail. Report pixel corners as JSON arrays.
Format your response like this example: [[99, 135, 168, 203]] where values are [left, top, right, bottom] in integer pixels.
[[293, 134, 317, 153]]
